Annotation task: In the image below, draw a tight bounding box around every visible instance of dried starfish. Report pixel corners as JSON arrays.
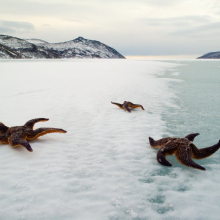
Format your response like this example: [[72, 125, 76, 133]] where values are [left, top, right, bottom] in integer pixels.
[[0, 118, 66, 152], [149, 133, 220, 170], [111, 101, 145, 113]]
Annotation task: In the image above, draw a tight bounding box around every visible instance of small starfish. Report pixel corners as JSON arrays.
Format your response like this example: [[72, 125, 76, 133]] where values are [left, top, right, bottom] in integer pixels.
[[0, 118, 67, 152], [149, 133, 220, 170], [111, 101, 145, 113]]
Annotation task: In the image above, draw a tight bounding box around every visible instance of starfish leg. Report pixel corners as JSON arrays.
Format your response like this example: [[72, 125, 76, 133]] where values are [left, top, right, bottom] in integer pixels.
[[0, 134, 9, 144], [111, 101, 123, 109], [0, 123, 9, 135], [157, 141, 177, 166], [8, 132, 33, 152], [128, 102, 145, 110], [190, 140, 220, 159], [185, 133, 200, 141], [26, 127, 67, 140], [149, 137, 172, 148], [24, 118, 49, 129], [175, 144, 206, 170]]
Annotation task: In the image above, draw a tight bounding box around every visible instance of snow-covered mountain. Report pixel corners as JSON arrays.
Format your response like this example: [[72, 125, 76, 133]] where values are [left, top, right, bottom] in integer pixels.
[[0, 35, 58, 59], [0, 43, 24, 59], [39, 36, 125, 58], [0, 35, 125, 59], [197, 51, 220, 59]]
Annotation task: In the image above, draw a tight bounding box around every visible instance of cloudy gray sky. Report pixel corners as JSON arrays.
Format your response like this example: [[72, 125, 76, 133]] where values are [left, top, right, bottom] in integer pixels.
[[1, 0, 220, 58]]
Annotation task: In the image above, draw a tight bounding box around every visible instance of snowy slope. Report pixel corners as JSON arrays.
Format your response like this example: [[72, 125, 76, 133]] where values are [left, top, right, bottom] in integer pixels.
[[0, 35, 58, 59], [26, 39, 48, 44], [0, 35, 33, 50], [39, 37, 125, 58], [0, 43, 24, 59]]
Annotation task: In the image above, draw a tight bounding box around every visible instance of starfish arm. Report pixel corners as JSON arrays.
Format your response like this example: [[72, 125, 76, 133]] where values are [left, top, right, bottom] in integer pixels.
[[0, 134, 9, 144], [0, 123, 9, 135], [128, 102, 145, 110], [185, 133, 200, 141], [8, 132, 33, 152], [156, 141, 177, 166], [111, 101, 123, 109], [123, 102, 131, 113], [26, 127, 67, 140], [157, 149, 172, 166], [24, 118, 49, 129], [149, 137, 172, 148], [190, 140, 220, 159], [175, 144, 206, 170]]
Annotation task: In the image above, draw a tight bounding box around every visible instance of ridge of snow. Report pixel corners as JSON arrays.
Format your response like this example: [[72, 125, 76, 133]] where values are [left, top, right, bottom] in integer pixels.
[[25, 39, 49, 44]]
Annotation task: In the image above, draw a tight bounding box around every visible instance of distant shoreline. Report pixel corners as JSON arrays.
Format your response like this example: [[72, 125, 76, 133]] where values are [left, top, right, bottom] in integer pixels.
[[125, 55, 200, 59]]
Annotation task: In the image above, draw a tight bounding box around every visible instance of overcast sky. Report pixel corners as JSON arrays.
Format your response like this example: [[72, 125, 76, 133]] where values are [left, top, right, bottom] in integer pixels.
[[1, 0, 220, 58]]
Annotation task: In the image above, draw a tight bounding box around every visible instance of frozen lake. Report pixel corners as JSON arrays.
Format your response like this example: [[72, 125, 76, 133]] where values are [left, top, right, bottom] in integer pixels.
[[0, 59, 220, 220]]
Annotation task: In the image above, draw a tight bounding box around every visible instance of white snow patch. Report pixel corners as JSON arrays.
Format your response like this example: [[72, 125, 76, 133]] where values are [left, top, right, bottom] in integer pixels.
[[0, 60, 216, 220], [25, 39, 48, 44]]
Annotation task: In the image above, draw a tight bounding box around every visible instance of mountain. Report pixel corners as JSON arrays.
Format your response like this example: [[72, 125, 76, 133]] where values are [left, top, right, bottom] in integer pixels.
[[39, 37, 125, 59], [0, 35, 58, 59], [0, 43, 24, 59], [0, 35, 125, 59], [197, 51, 220, 59]]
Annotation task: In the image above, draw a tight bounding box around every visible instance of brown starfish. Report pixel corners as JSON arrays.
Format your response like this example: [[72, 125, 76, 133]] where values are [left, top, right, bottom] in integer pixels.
[[0, 118, 67, 152], [111, 101, 145, 113], [149, 133, 220, 170]]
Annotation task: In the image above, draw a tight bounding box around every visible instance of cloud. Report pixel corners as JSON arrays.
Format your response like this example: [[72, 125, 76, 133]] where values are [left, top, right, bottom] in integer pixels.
[[142, 0, 183, 6], [0, 26, 16, 34], [140, 15, 220, 38], [66, 18, 85, 23], [97, 0, 182, 7], [42, 24, 51, 27], [0, 20, 34, 34], [172, 22, 220, 36], [0, 0, 220, 56], [0, 0, 91, 18], [145, 16, 211, 27]]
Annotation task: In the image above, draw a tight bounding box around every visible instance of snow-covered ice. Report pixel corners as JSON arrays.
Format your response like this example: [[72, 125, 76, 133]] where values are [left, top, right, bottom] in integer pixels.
[[0, 59, 219, 220]]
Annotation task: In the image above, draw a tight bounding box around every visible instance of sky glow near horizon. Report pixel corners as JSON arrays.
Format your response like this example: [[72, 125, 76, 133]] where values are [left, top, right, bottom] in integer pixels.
[[1, 0, 220, 57]]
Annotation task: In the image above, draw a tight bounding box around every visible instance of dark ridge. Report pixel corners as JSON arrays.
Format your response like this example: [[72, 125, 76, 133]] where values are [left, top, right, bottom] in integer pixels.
[[197, 51, 220, 59]]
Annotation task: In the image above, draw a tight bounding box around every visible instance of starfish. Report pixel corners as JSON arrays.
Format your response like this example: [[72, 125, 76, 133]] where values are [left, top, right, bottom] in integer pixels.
[[111, 101, 145, 113], [149, 133, 220, 170], [0, 118, 67, 152]]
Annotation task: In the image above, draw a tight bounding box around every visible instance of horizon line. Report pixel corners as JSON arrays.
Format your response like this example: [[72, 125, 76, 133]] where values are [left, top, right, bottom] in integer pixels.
[[125, 55, 200, 59]]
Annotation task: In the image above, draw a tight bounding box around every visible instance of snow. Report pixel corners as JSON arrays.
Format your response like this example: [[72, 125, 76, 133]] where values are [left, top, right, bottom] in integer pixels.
[[0, 36, 33, 50], [0, 59, 219, 220], [25, 39, 48, 44], [0, 51, 11, 59], [0, 36, 124, 59], [40, 38, 124, 58]]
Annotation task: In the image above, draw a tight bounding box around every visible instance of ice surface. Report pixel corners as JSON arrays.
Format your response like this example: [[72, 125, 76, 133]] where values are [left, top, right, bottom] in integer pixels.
[[0, 59, 219, 220]]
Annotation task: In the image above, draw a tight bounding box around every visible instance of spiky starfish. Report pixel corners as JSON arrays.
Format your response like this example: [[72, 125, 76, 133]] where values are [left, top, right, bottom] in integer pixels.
[[0, 118, 66, 152], [149, 133, 220, 170], [111, 101, 145, 113]]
